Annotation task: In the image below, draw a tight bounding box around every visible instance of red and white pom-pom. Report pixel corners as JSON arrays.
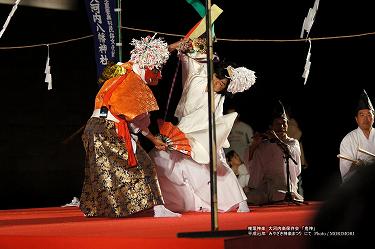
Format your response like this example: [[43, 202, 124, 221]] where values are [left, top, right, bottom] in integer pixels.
[[130, 35, 170, 70], [227, 66, 256, 94]]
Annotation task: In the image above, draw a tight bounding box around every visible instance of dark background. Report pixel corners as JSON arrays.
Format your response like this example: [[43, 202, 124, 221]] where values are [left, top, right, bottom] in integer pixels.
[[0, 0, 374, 209]]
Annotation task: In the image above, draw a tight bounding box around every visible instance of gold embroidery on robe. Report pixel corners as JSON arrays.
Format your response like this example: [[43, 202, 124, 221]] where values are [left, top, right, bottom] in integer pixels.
[[80, 118, 164, 217], [95, 62, 159, 121]]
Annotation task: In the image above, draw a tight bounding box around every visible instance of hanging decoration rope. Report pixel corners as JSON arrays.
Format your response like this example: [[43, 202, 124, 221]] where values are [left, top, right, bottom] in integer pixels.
[[1, 28, 375, 50], [300, 0, 319, 84]]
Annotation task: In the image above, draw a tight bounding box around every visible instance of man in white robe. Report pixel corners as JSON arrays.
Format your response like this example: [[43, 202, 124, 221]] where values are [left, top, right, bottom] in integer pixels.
[[224, 108, 254, 162], [245, 100, 303, 205], [339, 89, 375, 182]]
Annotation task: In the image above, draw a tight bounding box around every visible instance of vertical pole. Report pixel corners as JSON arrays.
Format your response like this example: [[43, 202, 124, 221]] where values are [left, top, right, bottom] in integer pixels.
[[205, 0, 218, 232], [115, 0, 122, 62], [285, 155, 292, 201]]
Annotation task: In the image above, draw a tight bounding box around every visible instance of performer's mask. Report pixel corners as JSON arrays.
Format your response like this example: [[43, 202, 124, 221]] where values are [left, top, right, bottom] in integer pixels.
[[145, 67, 162, 86]]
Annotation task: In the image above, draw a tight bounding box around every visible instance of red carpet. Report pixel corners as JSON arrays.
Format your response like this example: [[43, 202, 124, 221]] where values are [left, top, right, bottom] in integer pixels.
[[0, 202, 321, 249]]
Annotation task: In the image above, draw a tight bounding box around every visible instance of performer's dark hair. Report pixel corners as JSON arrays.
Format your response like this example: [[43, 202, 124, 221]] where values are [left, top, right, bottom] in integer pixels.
[[213, 59, 237, 97]]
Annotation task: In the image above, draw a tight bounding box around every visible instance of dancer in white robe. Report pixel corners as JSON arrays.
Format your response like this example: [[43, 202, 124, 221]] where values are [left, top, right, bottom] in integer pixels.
[[150, 38, 256, 212], [340, 89, 375, 182]]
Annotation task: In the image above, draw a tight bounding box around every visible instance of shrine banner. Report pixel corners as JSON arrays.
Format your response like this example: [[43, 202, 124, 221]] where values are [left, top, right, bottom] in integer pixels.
[[85, 0, 119, 78]]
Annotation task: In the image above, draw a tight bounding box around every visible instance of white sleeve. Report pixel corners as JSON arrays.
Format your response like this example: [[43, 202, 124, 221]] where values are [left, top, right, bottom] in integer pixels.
[[175, 53, 207, 119], [238, 164, 249, 175], [339, 133, 357, 182], [129, 113, 151, 135], [215, 96, 225, 117], [288, 140, 302, 190], [246, 124, 254, 144], [238, 163, 251, 188], [179, 52, 206, 89]]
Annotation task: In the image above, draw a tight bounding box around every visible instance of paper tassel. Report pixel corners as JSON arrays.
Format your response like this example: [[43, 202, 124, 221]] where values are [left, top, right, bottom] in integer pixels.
[[227, 66, 256, 94], [0, 0, 21, 39], [130, 35, 169, 70], [302, 39, 312, 85], [44, 45, 53, 90], [300, 0, 320, 39]]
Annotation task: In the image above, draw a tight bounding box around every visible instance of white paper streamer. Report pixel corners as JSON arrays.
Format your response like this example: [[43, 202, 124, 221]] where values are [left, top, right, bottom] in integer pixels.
[[302, 39, 311, 85], [44, 45, 52, 90], [302, 39, 312, 85], [300, 0, 320, 39], [0, 0, 21, 39]]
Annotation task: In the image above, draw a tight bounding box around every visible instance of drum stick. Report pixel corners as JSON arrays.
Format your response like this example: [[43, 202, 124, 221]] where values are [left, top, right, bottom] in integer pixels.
[[358, 147, 375, 158], [337, 154, 357, 163]]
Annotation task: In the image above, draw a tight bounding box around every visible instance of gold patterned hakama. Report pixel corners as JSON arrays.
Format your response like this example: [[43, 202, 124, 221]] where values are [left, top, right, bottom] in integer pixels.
[[80, 117, 164, 217]]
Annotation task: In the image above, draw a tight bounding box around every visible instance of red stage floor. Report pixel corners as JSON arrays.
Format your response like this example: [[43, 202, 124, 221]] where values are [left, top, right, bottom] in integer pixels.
[[0, 202, 321, 249]]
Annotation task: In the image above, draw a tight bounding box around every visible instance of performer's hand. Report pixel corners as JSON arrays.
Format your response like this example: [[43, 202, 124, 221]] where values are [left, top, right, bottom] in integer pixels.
[[267, 130, 290, 153], [153, 137, 167, 151], [168, 38, 191, 52], [145, 133, 167, 151], [266, 130, 279, 141], [351, 159, 364, 168]]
